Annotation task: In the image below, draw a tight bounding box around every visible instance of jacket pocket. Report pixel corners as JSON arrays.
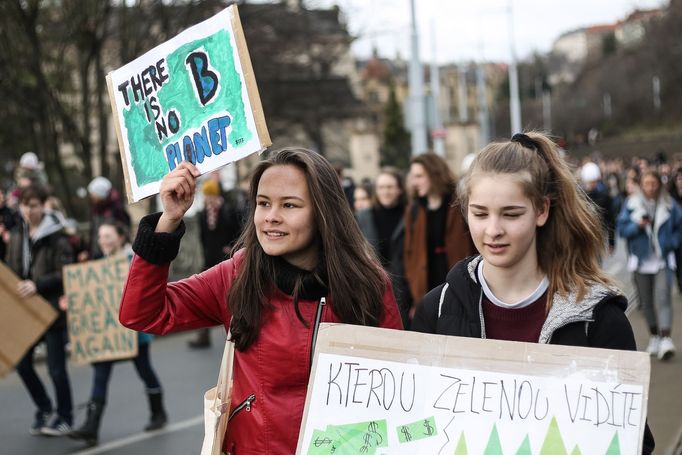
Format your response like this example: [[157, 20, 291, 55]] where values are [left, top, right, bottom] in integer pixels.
[[226, 394, 256, 455], [228, 393, 256, 422]]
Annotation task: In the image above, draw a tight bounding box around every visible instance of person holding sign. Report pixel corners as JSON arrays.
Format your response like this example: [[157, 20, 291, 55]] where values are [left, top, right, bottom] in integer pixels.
[[6, 186, 75, 436], [69, 222, 167, 447], [411, 132, 655, 453], [119, 149, 403, 454]]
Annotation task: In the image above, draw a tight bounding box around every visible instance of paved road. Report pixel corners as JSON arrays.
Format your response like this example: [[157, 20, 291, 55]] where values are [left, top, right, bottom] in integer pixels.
[[0, 239, 680, 454], [0, 328, 225, 455], [604, 241, 682, 455]]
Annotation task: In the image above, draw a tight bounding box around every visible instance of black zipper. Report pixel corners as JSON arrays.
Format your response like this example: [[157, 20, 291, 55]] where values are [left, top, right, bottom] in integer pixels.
[[228, 394, 256, 422], [309, 297, 327, 372]]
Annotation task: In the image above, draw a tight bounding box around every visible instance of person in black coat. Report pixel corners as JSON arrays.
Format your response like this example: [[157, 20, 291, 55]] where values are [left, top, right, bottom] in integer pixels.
[[580, 162, 616, 254], [187, 178, 244, 348], [0, 187, 20, 262], [356, 167, 412, 327], [7, 186, 75, 436]]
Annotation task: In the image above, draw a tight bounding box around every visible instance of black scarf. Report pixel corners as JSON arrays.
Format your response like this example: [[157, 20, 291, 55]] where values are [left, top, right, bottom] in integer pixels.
[[272, 256, 329, 300]]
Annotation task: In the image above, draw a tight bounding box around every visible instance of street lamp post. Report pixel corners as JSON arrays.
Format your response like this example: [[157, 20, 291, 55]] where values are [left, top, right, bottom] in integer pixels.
[[408, 0, 427, 155], [508, 0, 522, 134]]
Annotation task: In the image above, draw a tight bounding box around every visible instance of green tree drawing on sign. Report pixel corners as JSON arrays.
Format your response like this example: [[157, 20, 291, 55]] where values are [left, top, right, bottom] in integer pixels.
[[604, 432, 621, 455], [516, 435, 532, 455], [454, 432, 468, 455], [540, 417, 568, 455], [484, 424, 503, 455]]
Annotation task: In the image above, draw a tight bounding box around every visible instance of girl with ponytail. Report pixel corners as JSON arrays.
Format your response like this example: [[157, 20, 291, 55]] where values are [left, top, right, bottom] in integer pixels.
[[411, 131, 654, 453]]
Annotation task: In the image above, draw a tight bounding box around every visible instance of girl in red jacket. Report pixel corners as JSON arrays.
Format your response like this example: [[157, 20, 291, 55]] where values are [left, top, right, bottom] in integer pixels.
[[119, 148, 403, 454]]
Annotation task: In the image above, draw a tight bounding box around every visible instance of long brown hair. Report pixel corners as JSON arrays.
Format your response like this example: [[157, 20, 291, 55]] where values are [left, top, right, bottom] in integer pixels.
[[228, 148, 385, 351], [457, 131, 612, 306], [410, 153, 456, 198]]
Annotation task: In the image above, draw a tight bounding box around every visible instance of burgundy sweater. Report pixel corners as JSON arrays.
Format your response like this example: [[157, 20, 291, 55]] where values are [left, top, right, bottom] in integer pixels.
[[482, 292, 548, 343]]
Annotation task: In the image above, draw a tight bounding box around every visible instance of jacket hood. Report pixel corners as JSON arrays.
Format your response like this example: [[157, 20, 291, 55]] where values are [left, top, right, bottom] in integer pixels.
[[454, 255, 626, 343], [32, 212, 64, 242], [626, 191, 673, 258]]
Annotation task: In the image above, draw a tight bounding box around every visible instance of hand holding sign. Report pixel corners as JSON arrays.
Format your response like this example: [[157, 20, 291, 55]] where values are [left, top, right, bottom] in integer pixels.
[[157, 161, 200, 233], [106, 6, 270, 203], [17, 280, 37, 298]]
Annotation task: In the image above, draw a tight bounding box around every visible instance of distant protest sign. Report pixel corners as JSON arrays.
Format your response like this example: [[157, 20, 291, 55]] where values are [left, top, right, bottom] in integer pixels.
[[106, 5, 270, 203], [0, 262, 57, 378], [63, 254, 137, 365], [297, 324, 650, 455]]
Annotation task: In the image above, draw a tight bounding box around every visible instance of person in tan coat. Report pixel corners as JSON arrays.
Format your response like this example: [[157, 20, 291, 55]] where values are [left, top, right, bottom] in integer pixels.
[[404, 153, 476, 322]]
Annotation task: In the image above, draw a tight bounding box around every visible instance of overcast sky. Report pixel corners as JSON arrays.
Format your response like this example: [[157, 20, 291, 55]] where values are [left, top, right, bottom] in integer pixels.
[[307, 0, 667, 63]]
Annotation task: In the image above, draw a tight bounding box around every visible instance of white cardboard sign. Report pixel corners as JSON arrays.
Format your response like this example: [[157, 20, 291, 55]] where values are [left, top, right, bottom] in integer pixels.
[[297, 324, 650, 455]]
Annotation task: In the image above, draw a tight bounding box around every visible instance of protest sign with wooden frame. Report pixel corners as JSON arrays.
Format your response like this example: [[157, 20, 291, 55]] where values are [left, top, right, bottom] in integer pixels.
[[106, 4, 270, 203], [297, 323, 650, 455], [0, 261, 57, 378], [62, 254, 137, 365]]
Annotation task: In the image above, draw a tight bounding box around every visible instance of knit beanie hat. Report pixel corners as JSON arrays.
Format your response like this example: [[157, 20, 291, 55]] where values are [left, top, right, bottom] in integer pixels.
[[580, 162, 601, 183], [88, 176, 112, 199], [202, 180, 220, 197], [19, 152, 42, 170]]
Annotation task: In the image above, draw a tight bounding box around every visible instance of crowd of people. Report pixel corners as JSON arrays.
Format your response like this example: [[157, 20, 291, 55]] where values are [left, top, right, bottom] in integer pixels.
[[2, 135, 680, 453]]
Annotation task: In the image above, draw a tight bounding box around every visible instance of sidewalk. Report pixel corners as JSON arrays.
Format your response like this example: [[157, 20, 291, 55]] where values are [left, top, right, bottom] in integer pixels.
[[629, 293, 682, 455], [607, 244, 682, 454]]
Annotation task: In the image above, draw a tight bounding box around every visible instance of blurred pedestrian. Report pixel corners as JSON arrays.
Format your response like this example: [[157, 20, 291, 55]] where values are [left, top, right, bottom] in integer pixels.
[[333, 162, 355, 208], [606, 171, 626, 220], [412, 132, 654, 453], [618, 170, 681, 361], [353, 181, 373, 212], [357, 167, 412, 327], [669, 167, 682, 293], [0, 187, 19, 262], [119, 149, 402, 454], [187, 178, 243, 349], [404, 153, 476, 319], [6, 185, 74, 436], [84, 177, 130, 260], [580, 162, 616, 254], [8, 152, 48, 209], [69, 222, 167, 446]]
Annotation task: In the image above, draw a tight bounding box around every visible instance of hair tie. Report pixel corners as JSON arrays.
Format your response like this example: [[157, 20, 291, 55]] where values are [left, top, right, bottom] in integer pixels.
[[510, 133, 537, 150]]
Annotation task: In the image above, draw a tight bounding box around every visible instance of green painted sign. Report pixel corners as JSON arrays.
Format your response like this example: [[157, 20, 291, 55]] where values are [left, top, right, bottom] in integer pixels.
[[107, 5, 269, 203]]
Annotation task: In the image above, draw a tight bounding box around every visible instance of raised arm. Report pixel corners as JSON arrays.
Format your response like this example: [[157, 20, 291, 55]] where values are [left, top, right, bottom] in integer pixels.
[[119, 162, 233, 335], [119, 213, 234, 335]]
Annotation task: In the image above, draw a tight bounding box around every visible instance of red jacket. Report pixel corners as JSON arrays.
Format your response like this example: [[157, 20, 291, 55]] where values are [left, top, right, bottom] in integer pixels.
[[120, 250, 403, 454]]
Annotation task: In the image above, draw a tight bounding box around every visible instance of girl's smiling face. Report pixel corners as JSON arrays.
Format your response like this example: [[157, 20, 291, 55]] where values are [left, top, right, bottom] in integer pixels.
[[254, 165, 318, 270], [467, 173, 549, 272]]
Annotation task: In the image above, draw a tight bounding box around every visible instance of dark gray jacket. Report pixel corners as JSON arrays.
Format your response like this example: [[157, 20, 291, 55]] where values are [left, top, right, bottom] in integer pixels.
[[7, 213, 73, 327], [356, 208, 412, 326]]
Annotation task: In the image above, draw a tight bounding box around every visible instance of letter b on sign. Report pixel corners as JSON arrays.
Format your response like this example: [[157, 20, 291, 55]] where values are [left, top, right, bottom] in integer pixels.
[[185, 51, 219, 106]]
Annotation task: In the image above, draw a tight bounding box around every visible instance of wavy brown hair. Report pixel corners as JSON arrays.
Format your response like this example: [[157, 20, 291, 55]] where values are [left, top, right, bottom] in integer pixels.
[[410, 153, 456, 199], [228, 148, 386, 351], [457, 131, 613, 307]]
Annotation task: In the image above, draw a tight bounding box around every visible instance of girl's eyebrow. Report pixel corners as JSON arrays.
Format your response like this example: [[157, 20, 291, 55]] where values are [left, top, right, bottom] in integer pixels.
[[469, 203, 527, 210], [257, 194, 304, 202]]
